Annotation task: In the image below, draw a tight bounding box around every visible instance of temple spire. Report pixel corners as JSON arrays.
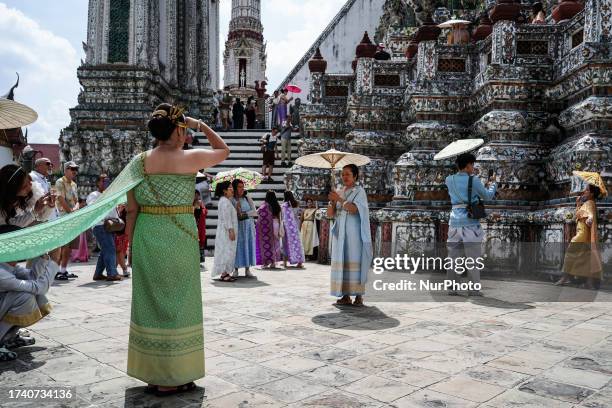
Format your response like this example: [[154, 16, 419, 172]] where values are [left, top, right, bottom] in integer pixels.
[[223, 0, 267, 98]]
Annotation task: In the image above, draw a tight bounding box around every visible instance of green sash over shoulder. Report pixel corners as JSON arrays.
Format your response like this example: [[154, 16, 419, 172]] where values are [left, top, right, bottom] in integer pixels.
[[0, 153, 145, 262]]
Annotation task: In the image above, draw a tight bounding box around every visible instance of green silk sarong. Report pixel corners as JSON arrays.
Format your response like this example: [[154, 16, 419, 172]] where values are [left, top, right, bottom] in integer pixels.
[[127, 162, 204, 386], [0, 152, 205, 385]]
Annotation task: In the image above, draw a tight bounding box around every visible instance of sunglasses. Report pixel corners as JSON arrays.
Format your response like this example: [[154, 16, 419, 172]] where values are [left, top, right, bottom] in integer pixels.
[[69, 168, 79, 172]]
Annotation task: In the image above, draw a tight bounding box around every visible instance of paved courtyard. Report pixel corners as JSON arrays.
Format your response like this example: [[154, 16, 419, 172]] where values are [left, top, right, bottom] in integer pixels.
[[2, 258, 612, 408]]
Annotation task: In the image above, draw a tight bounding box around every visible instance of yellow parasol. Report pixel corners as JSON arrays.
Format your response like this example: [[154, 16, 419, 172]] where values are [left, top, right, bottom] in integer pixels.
[[295, 149, 370, 187], [0, 98, 38, 130], [573, 171, 608, 198]]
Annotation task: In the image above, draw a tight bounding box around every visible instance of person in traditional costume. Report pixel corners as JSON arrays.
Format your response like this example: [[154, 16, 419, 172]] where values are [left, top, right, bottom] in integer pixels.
[[278, 89, 293, 126], [281, 191, 305, 269], [327, 164, 372, 306], [269, 90, 280, 127], [124, 103, 229, 397], [0, 225, 55, 361], [445, 152, 496, 296], [256, 191, 283, 269], [555, 180, 606, 289], [300, 198, 319, 260], [212, 181, 238, 282], [446, 22, 471, 45], [232, 179, 257, 278]]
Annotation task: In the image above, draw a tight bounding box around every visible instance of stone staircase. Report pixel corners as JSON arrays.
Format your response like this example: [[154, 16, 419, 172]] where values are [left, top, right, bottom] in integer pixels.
[[193, 130, 298, 250]]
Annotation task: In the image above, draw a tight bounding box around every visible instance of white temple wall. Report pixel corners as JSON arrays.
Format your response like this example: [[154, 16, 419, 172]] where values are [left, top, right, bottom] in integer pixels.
[[279, 0, 385, 101]]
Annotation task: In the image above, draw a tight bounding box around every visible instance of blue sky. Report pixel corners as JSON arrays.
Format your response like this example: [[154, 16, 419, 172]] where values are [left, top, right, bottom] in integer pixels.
[[0, 0, 346, 143]]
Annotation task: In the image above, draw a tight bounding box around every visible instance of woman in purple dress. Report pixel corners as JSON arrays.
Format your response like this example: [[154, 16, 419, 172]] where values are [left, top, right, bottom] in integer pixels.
[[281, 191, 305, 269]]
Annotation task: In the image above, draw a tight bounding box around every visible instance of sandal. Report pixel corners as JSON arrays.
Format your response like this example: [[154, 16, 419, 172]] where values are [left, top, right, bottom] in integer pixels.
[[4, 335, 35, 349], [220, 274, 236, 282], [335, 297, 352, 306], [54, 272, 68, 281], [0, 347, 17, 361], [154, 382, 197, 398], [65, 272, 79, 278]]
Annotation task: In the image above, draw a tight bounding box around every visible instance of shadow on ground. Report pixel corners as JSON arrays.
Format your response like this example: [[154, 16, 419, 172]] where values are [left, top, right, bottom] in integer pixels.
[[311, 306, 400, 330]]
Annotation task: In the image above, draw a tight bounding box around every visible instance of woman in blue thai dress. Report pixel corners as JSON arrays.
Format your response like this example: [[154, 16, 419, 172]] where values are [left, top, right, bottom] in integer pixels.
[[327, 164, 372, 306], [232, 179, 257, 278]]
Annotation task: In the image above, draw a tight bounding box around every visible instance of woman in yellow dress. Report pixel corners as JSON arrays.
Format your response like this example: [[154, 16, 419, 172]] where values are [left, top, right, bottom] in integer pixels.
[[556, 182, 605, 289], [300, 198, 319, 260]]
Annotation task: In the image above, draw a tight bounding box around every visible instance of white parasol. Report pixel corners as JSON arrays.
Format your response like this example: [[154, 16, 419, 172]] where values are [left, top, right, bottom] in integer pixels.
[[0, 98, 38, 130], [438, 19, 471, 28], [434, 139, 484, 160], [296, 149, 370, 187]]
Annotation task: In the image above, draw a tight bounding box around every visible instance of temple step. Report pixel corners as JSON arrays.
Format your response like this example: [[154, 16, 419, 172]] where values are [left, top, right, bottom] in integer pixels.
[[194, 130, 299, 250]]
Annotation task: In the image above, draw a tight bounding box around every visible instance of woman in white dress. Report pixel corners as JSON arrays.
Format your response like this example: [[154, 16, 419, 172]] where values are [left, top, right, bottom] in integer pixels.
[[212, 181, 238, 282]]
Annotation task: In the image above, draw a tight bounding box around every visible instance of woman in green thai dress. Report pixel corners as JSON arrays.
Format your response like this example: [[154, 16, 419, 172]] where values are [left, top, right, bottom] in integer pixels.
[[125, 104, 229, 396]]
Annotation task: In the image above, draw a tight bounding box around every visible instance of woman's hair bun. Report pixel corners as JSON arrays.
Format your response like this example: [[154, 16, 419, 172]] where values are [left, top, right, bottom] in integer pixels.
[[148, 103, 176, 141]]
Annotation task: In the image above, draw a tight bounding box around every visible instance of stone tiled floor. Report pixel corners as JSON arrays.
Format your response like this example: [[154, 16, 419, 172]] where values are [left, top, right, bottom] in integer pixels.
[[1, 258, 611, 407]]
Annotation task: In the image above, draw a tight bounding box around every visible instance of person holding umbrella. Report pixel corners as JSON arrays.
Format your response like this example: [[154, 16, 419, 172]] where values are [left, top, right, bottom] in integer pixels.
[[555, 172, 606, 289], [278, 89, 293, 126], [212, 181, 238, 282], [327, 164, 372, 306], [295, 149, 372, 305], [438, 19, 471, 45], [435, 140, 496, 296]]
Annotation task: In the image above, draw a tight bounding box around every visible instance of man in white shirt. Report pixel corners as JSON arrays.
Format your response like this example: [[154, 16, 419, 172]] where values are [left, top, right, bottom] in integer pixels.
[[87, 175, 122, 282], [30, 158, 58, 221]]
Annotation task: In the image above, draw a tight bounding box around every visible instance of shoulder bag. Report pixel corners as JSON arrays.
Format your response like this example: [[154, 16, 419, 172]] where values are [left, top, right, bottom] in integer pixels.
[[467, 175, 486, 219]]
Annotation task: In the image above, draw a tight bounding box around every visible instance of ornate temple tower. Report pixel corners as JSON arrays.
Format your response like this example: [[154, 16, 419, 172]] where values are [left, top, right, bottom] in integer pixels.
[[60, 0, 220, 181], [223, 0, 267, 98]]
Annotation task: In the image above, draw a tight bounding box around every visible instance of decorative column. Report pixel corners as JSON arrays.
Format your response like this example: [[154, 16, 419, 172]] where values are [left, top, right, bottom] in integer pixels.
[[85, 0, 104, 64], [285, 48, 346, 203], [347, 32, 399, 205], [584, 0, 612, 42], [129, 0, 150, 67]]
